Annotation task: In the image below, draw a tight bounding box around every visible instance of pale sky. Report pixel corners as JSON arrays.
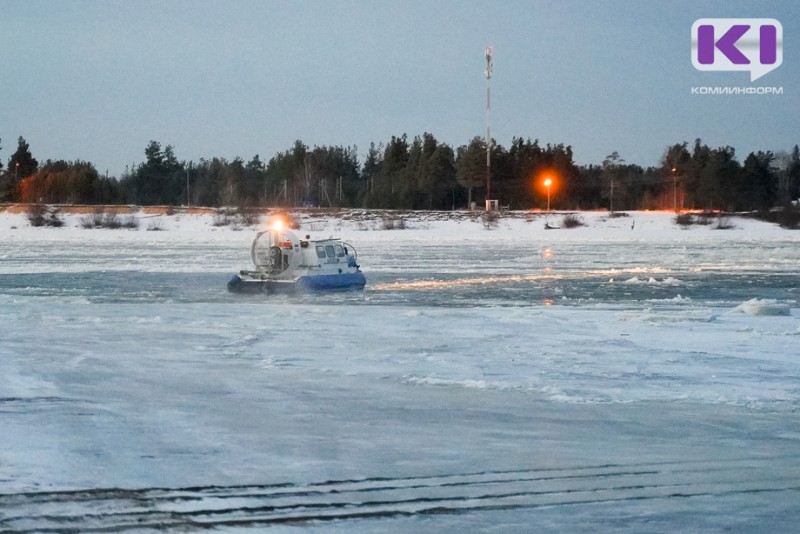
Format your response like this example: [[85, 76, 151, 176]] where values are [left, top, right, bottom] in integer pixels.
[[1, 0, 798, 176]]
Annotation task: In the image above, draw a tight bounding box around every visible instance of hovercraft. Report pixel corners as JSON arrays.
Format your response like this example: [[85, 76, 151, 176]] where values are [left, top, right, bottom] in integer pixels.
[[227, 225, 366, 293]]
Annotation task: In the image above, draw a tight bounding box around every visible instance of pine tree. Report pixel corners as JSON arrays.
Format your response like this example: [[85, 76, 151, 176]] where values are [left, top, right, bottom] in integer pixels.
[[360, 142, 382, 207], [741, 151, 777, 211], [789, 145, 800, 202], [456, 137, 488, 208], [1, 137, 38, 201], [244, 154, 267, 205], [425, 143, 457, 210], [8, 136, 38, 179], [371, 135, 409, 208]]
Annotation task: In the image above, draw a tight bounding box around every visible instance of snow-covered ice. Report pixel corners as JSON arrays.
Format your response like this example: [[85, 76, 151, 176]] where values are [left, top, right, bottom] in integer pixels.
[[0, 209, 799, 532], [731, 298, 792, 316]]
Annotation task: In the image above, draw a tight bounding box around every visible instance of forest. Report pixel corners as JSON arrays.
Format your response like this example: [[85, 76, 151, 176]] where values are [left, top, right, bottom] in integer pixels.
[[1, 134, 799, 213]]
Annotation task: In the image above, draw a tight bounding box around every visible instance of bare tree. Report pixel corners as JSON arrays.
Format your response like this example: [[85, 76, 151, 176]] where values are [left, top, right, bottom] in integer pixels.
[[295, 155, 316, 205]]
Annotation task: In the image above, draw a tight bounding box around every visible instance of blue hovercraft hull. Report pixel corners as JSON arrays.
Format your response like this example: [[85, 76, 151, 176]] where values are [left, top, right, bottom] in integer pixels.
[[227, 271, 366, 294]]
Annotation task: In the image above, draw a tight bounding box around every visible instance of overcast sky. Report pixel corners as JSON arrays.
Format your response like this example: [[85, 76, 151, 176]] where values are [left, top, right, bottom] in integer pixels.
[[1, 0, 798, 176]]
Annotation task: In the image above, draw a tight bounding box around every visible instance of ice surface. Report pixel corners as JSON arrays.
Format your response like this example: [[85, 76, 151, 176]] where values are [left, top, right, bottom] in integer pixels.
[[0, 210, 799, 531], [731, 298, 792, 316]]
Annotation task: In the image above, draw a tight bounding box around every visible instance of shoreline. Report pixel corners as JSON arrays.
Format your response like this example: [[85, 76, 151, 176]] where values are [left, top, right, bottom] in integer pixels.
[[1, 203, 796, 232]]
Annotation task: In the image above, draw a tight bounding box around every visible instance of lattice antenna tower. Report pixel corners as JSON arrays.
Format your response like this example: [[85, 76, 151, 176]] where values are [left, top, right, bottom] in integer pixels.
[[485, 45, 493, 202]]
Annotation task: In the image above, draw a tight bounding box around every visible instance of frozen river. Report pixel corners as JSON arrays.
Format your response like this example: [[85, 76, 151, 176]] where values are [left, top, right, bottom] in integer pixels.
[[1, 211, 799, 532]]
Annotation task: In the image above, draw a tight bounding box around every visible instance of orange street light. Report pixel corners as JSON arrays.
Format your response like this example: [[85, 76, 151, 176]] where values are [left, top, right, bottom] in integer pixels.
[[671, 167, 678, 212], [544, 177, 553, 211]]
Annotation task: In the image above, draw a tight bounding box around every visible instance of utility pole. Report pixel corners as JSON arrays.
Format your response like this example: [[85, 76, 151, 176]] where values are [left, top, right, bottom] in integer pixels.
[[186, 162, 191, 207], [610, 179, 614, 213]]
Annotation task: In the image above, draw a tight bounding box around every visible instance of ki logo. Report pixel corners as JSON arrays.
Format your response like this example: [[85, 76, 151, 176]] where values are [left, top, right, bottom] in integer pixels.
[[691, 18, 783, 81]]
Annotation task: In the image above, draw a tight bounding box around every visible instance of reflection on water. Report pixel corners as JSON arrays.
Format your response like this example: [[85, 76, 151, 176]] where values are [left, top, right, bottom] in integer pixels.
[[371, 273, 563, 291]]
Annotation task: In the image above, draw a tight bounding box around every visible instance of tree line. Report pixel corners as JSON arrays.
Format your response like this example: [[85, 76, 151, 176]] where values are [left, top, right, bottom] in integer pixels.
[[1, 134, 798, 211]]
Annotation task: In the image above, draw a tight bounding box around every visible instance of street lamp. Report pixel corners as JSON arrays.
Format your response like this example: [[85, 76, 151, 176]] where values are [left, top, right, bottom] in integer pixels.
[[544, 177, 552, 211], [671, 167, 678, 212]]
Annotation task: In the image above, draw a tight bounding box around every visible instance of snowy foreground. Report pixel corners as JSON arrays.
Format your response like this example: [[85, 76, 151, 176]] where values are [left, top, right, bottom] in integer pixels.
[[1, 209, 799, 532]]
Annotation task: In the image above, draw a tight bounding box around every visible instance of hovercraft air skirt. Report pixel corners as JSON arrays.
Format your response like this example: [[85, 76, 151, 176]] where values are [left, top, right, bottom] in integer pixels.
[[227, 271, 366, 294]]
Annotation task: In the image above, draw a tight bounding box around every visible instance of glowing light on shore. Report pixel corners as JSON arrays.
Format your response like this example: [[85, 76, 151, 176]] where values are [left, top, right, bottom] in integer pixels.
[[544, 177, 553, 211]]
